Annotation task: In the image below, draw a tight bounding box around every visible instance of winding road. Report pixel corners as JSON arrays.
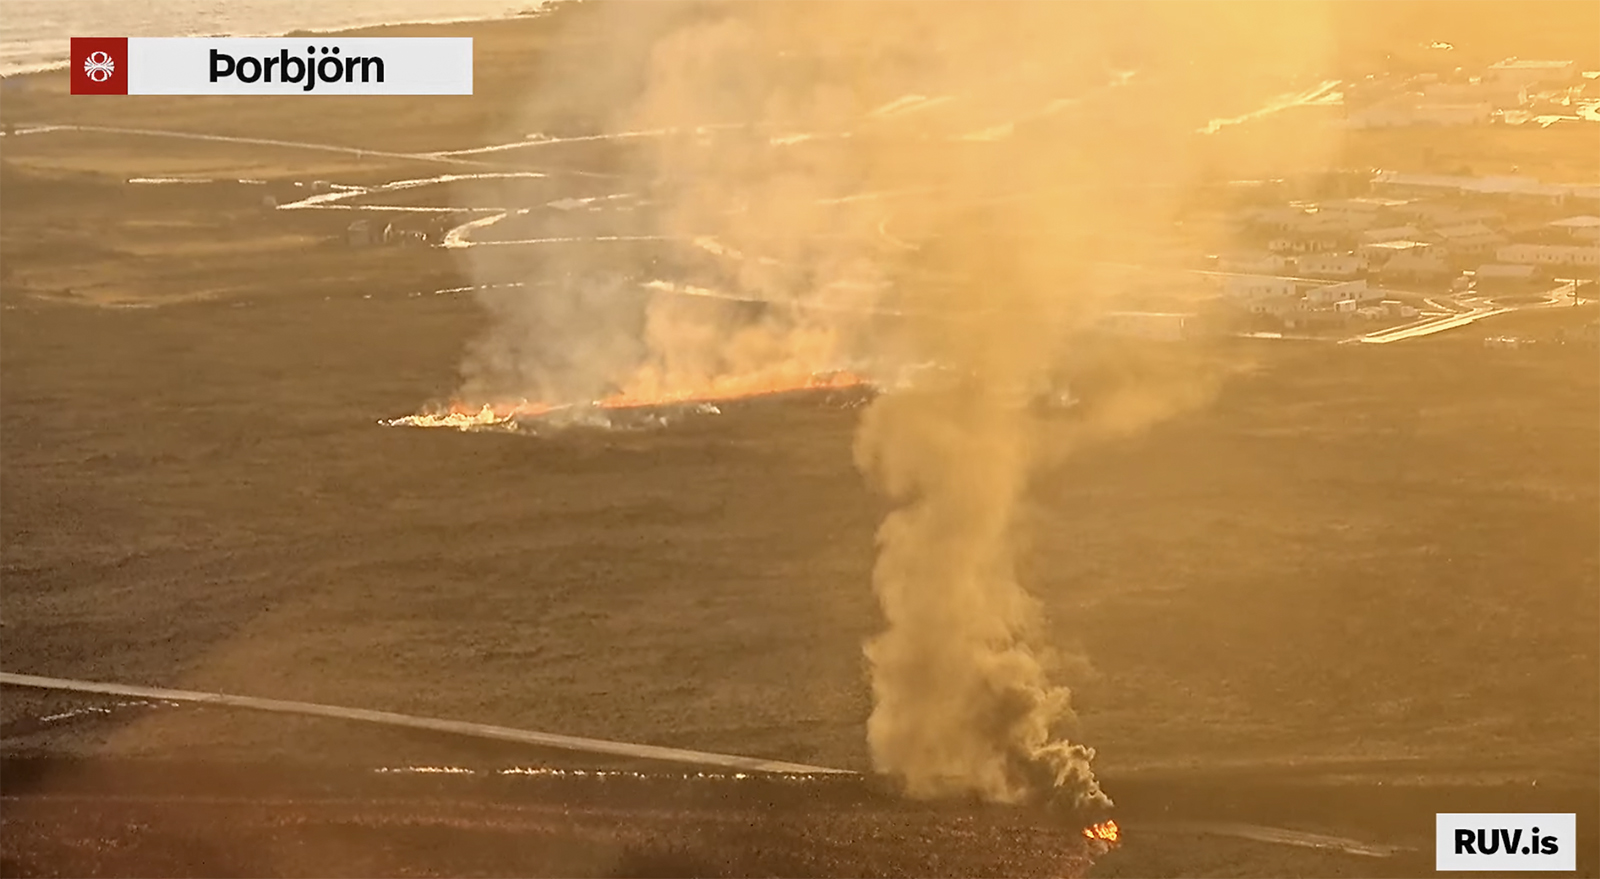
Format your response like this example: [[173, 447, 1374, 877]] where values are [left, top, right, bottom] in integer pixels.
[[1353, 282, 1585, 345], [3, 122, 620, 178]]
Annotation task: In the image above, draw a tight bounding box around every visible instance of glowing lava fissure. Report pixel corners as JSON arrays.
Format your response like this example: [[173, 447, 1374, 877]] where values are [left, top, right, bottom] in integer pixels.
[[468, 367, 870, 417], [1082, 819, 1119, 845], [383, 369, 873, 430]]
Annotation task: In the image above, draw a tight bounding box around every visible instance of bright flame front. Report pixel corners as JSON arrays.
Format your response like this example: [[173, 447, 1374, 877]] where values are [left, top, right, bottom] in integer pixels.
[[1082, 820, 1120, 845], [383, 369, 872, 430]]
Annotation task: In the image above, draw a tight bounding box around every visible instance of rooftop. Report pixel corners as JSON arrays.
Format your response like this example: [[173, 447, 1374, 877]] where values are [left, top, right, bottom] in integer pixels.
[[1489, 59, 1575, 70], [1362, 225, 1421, 239], [1476, 263, 1537, 277], [1329, 197, 1412, 209], [1363, 239, 1432, 250], [1372, 171, 1592, 198], [1434, 222, 1499, 239]]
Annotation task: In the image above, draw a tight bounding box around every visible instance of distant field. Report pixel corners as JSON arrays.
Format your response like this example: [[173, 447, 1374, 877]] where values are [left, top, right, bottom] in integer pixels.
[[1341, 126, 1600, 184], [1463, 301, 1598, 338], [2, 277, 1596, 875], [2, 283, 1594, 778]]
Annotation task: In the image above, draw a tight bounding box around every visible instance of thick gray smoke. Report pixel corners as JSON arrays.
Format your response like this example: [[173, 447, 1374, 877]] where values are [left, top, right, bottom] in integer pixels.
[[455, 0, 1337, 809]]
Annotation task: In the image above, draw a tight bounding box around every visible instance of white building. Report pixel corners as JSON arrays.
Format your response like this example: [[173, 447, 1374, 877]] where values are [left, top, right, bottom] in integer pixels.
[[1421, 207, 1505, 227], [1486, 59, 1577, 88], [1313, 197, 1413, 234], [1475, 262, 1540, 290], [1548, 216, 1600, 241], [1306, 279, 1378, 305], [1219, 251, 1294, 274], [1381, 251, 1451, 279], [1393, 199, 1505, 228], [1361, 224, 1423, 243], [1225, 274, 1298, 300], [1297, 252, 1367, 278], [1434, 222, 1508, 257], [1241, 204, 1349, 237], [1495, 243, 1600, 269], [1322, 196, 1412, 219], [1370, 171, 1583, 205], [1268, 234, 1345, 254], [1473, 177, 1582, 206], [1359, 239, 1434, 265], [1248, 296, 1311, 319]]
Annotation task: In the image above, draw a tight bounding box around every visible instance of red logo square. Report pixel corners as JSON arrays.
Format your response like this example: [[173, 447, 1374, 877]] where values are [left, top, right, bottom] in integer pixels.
[[71, 37, 128, 95]]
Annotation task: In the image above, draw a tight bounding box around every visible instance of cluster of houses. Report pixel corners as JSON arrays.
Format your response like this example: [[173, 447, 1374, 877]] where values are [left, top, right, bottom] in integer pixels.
[[1344, 57, 1596, 129], [1218, 273, 1417, 326], [1214, 169, 1599, 328]]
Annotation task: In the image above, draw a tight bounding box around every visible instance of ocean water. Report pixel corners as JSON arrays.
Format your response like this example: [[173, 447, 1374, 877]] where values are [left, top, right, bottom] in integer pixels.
[[0, 0, 547, 75]]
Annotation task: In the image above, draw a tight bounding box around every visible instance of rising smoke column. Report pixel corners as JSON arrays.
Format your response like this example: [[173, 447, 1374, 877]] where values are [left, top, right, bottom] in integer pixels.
[[451, 3, 897, 412], [852, 200, 1110, 810], [458, 0, 1338, 810]]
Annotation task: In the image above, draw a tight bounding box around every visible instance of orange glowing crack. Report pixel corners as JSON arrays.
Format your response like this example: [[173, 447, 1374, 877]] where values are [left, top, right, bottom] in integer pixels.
[[447, 369, 870, 421], [1082, 820, 1120, 845]]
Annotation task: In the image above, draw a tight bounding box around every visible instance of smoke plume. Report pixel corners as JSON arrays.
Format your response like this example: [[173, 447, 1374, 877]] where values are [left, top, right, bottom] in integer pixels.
[[455, 0, 1338, 810]]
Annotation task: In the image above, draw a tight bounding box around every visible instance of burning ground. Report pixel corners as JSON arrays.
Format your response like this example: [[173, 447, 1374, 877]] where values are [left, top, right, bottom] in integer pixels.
[[397, 1, 1352, 816], [382, 368, 874, 432]]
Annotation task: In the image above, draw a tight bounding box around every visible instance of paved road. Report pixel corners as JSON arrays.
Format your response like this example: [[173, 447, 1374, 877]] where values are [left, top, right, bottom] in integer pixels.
[[1352, 282, 1585, 345], [5, 123, 619, 178], [0, 672, 847, 775], [1199, 79, 1342, 135]]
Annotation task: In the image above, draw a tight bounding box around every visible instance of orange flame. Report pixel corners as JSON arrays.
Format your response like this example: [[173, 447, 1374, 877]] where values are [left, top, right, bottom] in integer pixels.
[[1082, 820, 1119, 845], [447, 370, 870, 421]]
